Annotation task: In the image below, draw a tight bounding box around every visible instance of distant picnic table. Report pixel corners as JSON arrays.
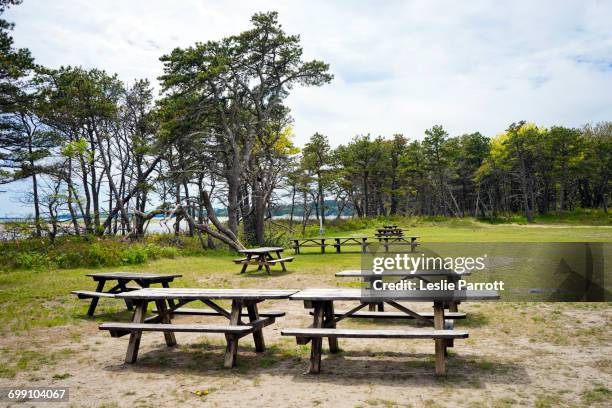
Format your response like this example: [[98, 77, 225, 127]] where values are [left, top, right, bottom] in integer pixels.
[[233, 247, 294, 274], [375, 235, 419, 252], [375, 227, 404, 237], [291, 236, 368, 254], [99, 288, 297, 367], [72, 272, 181, 317], [281, 288, 499, 375]]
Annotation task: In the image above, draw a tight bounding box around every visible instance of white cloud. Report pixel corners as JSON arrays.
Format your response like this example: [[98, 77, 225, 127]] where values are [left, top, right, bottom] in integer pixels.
[[2, 0, 611, 214]]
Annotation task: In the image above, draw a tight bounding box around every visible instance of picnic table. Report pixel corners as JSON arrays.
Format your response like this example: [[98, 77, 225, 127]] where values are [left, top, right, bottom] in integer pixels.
[[72, 272, 181, 317], [99, 288, 297, 367], [292, 237, 368, 254], [233, 247, 294, 274], [281, 288, 499, 375], [375, 227, 404, 237], [375, 235, 419, 252], [335, 269, 469, 311]]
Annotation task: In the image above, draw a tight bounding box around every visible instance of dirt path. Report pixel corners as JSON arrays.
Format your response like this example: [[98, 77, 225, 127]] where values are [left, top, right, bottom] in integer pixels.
[[1, 300, 610, 407]]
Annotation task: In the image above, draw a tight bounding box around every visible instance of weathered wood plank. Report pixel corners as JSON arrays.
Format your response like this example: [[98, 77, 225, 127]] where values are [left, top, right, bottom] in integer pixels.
[[152, 308, 285, 318], [100, 323, 252, 334], [72, 290, 116, 299], [316, 310, 466, 320], [433, 302, 446, 375], [224, 300, 242, 368], [247, 304, 265, 352], [125, 301, 147, 364], [116, 288, 298, 300], [86, 272, 181, 280], [238, 247, 284, 254], [335, 269, 470, 277], [289, 288, 499, 302], [281, 328, 468, 339], [155, 299, 176, 347], [309, 303, 324, 374]]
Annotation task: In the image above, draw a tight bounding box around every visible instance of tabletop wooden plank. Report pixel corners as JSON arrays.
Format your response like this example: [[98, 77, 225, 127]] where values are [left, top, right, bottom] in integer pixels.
[[85, 272, 182, 280], [335, 269, 471, 277], [238, 247, 284, 254], [116, 288, 298, 300], [289, 288, 499, 302]]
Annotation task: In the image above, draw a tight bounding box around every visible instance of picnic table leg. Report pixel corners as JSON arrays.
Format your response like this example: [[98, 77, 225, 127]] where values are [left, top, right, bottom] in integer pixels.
[[261, 254, 272, 275], [246, 302, 265, 352], [309, 302, 324, 373], [275, 251, 287, 272], [446, 301, 459, 348], [116, 280, 134, 310], [323, 301, 339, 353], [160, 281, 176, 310], [87, 280, 106, 317], [433, 301, 446, 375], [155, 299, 176, 347], [240, 254, 252, 274], [126, 300, 148, 364], [224, 300, 242, 368]]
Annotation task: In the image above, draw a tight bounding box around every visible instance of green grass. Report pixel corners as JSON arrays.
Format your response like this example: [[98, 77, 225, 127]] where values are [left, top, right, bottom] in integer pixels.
[[0, 222, 609, 335], [582, 385, 611, 405], [295, 216, 612, 243]]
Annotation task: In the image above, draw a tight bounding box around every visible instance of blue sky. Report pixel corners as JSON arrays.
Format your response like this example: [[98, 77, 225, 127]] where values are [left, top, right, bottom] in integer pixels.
[[2, 0, 612, 216]]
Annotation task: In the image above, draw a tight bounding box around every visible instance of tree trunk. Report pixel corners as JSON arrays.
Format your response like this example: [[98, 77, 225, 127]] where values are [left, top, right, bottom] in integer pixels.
[[317, 171, 325, 225]]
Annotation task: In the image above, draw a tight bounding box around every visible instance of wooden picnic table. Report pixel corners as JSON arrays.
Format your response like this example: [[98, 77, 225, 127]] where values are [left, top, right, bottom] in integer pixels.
[[374, 235, 419, 252], [234, 247, 294, 274], [292, 236, 369, 254], [335, 269, 470, 311], [72, 272, 181, 317], [100, 288, 297, 368], [375, 228, 404, 237], [282, 288, 499, 375]]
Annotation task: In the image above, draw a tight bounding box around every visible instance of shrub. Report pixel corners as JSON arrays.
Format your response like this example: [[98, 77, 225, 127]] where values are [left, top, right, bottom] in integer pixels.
[[0, 235, 200, 272]]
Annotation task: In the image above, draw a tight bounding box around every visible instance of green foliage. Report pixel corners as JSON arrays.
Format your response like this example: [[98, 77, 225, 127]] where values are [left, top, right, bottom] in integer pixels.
[[0, 235, 206, 271]]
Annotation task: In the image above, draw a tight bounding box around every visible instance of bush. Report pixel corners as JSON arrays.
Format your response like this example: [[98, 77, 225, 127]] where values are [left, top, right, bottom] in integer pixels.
[[0, 235, 201, 271]]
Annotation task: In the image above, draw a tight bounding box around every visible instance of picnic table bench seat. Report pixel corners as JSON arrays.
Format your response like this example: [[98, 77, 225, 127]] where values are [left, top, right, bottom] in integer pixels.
[[72, 290, 118, 299], [266, 257, 294, 264], [282, 328, 468, 339], [282, 327, 468, 374], [100, 322, 253, 337], [152, 307, 285, 318], [310, 310, 466, 320]]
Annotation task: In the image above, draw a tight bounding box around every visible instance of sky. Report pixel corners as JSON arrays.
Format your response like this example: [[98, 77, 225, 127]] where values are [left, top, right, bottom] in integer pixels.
[[2, 0, 612, 216]]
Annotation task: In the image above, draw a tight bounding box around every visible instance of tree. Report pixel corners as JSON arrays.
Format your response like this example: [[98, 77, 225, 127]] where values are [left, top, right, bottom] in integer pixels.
[[0, 0, 60, 236], [581, 122, 612, 213], [159, 11, 332, 238], [549, 126, 583, 214], [301, 132, 332, 224], [423, 125, 450, 215]]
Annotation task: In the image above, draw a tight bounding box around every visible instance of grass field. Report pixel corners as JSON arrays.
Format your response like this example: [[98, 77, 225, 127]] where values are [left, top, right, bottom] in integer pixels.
[[0, 222, 610, 407]]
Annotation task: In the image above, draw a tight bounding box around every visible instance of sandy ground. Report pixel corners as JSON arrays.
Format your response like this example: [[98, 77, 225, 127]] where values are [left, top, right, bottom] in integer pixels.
[[1, 298, 610, 408]]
